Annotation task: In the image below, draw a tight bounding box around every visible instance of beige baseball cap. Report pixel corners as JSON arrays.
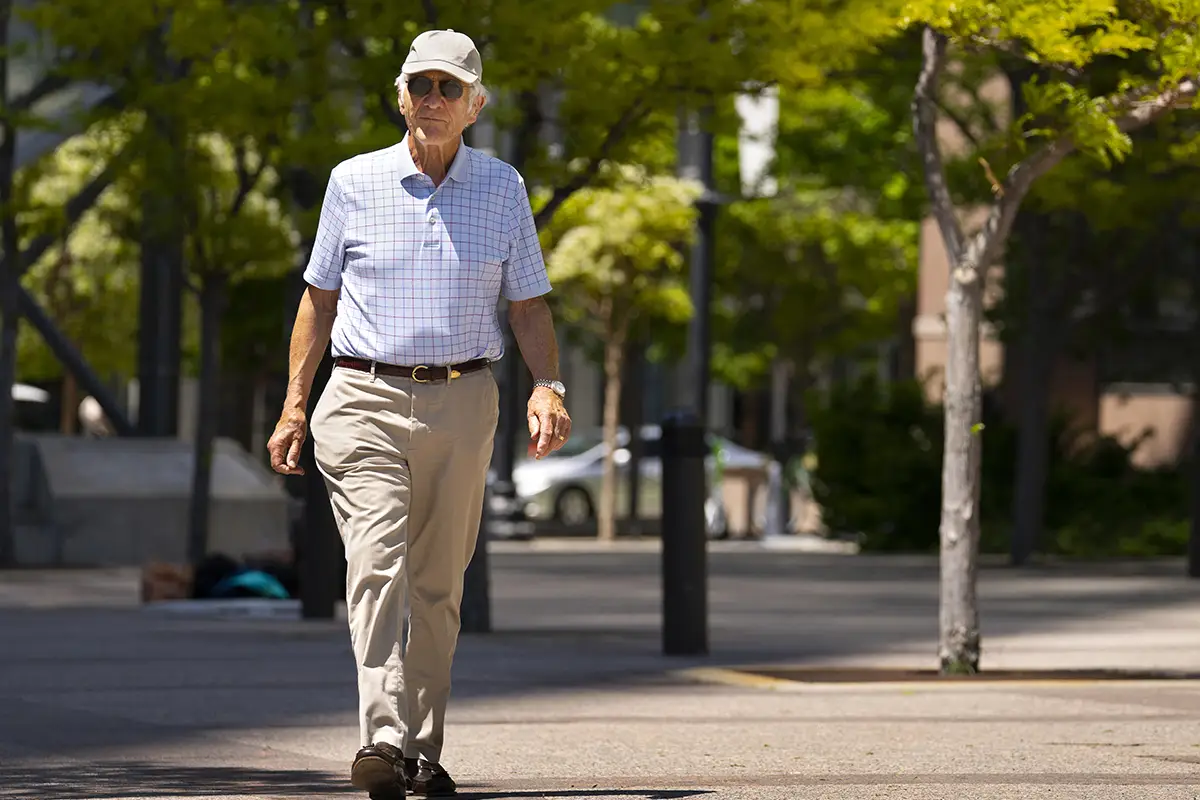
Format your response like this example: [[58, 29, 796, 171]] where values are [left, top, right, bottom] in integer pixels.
[[401, 29, 482, 84]]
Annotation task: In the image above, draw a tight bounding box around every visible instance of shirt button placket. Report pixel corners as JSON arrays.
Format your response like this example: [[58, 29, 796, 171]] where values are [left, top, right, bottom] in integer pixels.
[[424, 206, 440, 249]]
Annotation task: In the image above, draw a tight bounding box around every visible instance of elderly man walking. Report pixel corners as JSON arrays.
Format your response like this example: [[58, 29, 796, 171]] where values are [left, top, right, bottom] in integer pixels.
[[267, 29, 571, 800]]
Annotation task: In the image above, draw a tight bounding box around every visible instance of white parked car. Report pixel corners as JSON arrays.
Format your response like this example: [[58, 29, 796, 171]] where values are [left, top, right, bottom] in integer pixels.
[[13, 382, 54, 431], [509, 424, 769, 533]]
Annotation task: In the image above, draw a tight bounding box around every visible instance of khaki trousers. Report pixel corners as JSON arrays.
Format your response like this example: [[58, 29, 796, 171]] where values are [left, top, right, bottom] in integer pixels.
[[310, 363, 498, 764]]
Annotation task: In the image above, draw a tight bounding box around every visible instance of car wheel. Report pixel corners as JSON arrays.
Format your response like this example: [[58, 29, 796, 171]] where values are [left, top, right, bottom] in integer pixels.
[[555, 487, 594, 526]]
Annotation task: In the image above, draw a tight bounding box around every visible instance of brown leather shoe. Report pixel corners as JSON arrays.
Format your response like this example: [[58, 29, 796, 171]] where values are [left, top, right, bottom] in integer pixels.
[[351, 742, 406, 799], [404, 757, 457, 796]]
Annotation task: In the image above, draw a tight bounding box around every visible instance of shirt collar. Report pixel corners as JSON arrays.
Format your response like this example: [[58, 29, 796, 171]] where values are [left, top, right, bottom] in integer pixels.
[[398, 134, 472, 184]]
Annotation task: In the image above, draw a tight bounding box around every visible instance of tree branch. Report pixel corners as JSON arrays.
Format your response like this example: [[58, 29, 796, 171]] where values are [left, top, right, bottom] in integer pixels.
[[10, 71, 72, 114], [17, 145, 130, 278], [1113, 78, 1198, 132], [328, 0, 408, 131], [968, 35, 1083, 80], [935, 98, 981, 149], [532, 99, 649, 230], [913, 27, 964, 265], [966, 78, 1199, 270], [228, 139, 266, 218], [377, 88, 407, 131]]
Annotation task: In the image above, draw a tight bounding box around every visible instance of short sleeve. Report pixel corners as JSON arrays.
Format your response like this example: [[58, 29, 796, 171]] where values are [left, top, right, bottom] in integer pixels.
[[500, 171, 552, 301], [302, 172, 348, 291]]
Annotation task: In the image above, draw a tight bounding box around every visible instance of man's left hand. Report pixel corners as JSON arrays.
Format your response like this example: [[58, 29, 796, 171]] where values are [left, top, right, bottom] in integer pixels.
[[527, 387, 571, 459]]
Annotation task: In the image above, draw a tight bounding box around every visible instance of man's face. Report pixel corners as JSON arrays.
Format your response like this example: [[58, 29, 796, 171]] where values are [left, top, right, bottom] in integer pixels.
[[400, 70, 485, 146]]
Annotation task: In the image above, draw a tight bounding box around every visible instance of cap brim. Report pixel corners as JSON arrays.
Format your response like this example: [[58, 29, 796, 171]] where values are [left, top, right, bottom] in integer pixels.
[[402, 59, 479, 84]]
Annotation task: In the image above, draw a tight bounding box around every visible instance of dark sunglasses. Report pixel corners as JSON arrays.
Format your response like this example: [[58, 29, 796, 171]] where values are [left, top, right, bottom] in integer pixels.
[[408, 75, 465, 100]]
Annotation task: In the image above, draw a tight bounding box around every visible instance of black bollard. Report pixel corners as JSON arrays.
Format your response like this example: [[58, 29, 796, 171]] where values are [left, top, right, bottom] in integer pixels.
[[299, 350, 342, 619], [660, 411, 709, 656], [461, 488, 492, 633]]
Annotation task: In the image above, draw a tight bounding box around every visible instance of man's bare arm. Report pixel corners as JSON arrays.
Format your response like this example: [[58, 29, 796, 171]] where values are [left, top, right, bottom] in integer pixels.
[[284, 286, 339, 413], [268, 285, 338, 474], [508, 295, 571, 457], [507, 295, 559, 382]]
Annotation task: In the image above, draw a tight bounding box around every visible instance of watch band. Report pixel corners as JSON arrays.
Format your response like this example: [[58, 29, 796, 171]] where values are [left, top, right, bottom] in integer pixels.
[[534, 378, 566, 397]]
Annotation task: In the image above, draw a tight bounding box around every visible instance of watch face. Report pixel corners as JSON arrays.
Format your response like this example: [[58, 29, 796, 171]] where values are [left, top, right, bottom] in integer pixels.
[[536, 380, 565, 396]]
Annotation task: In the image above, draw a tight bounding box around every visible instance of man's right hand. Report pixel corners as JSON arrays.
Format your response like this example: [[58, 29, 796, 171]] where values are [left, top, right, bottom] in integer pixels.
[[267, 408, 308, 475]]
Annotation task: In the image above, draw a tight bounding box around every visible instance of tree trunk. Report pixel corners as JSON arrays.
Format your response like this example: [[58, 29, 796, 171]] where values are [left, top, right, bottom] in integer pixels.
[[0, 0, 19, 566], [623, 339, 645, 536], [1010, 245, 1059, 566], [1189, 382, 1200, 578], [1189, 254, 1200, 579], [939, 264, 984, 674], [60, 372, 78, 434], [0, 269, 16, 567], [597, 317, 626, 542], [186, 273, 225, 566]]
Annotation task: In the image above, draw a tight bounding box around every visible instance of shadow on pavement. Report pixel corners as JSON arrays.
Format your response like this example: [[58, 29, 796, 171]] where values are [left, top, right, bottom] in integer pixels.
[[0, 763, 713, 800], [0, 764, 357, 798]]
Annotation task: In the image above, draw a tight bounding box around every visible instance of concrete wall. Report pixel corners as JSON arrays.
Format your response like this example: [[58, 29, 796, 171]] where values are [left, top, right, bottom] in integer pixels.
[[1099, 387, 1193, 468], [12, 435, 291, 567]]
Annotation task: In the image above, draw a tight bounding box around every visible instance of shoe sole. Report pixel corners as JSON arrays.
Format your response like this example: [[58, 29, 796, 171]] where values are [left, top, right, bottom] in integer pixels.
[[351, 755, 405, 799]]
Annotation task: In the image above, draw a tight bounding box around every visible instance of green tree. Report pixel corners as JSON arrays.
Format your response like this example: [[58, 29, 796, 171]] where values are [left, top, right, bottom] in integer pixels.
[[0, 0, 140, 563], [16, 117, 143, 391], [718, 194, 917, 393], [542, 165, 700, 540], [27, 0, 327, 565], [325, 0, 885, 227], [706, 35, 924, 461], [903, 0, 1200, 674], [175, 134, 296, 563]]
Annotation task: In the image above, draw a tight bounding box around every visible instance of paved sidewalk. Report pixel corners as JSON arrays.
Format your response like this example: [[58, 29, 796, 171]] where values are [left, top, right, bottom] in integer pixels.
[[3, 546, 1200, 799]]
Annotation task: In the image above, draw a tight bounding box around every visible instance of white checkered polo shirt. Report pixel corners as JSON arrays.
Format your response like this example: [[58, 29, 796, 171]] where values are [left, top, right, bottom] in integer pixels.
[[303, 135, 552, 366]]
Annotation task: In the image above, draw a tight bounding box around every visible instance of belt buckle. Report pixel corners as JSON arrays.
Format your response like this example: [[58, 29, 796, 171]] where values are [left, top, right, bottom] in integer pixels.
[[411, 365, 431, 383]]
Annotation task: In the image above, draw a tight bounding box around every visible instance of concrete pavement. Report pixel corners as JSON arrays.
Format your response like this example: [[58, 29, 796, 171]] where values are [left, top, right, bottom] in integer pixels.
[[3, 544, 1200, 799]]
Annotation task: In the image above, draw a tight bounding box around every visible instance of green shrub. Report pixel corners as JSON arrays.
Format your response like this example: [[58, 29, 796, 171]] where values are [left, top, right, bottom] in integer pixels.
[[808, 374, 1191, 557], [807, 375, 943, 552]]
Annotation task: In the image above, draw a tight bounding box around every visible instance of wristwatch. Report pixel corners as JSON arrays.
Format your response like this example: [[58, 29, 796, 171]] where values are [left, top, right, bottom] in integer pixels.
[[534, 379, 566, 398]]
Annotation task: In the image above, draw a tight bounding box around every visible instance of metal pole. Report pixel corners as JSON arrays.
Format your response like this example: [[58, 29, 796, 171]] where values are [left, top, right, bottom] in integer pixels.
[[659, 104, 716, 655], [678, 106, 716, 424], [660, 411, 708, 655]]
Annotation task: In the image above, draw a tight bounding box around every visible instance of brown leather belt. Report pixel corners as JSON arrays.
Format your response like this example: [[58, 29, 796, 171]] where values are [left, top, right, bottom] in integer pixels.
[[333, 356, 491, 382]]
